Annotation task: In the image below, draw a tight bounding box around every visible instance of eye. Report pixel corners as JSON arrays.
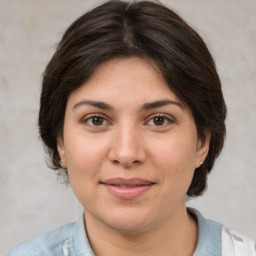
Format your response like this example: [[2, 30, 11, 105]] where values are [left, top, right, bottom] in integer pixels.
[[83, 115, 108, 127], [147, 115, 173, 126]]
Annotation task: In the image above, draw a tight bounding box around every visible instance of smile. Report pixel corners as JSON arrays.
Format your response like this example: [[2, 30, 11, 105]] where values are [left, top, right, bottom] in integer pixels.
[[100, 178, 155, 200]]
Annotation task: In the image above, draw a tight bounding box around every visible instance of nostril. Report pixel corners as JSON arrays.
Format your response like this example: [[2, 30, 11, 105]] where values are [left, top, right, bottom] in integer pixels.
[[113, 160, 120, 165], [108, 140, 146, 167], [111, 158, 142, 168]]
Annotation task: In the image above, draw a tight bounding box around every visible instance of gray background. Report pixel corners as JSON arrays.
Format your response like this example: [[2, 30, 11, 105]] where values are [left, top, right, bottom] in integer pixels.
[[0, 0, 255, 254]]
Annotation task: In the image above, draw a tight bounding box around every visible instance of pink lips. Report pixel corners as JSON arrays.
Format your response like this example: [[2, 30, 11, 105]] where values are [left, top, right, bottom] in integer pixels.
[[100, 178, 155, 200]]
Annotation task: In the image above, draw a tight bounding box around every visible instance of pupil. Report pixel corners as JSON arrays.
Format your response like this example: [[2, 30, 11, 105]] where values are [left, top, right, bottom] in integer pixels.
[[92, 117, 103, 126], [154, 117, 164, 126]]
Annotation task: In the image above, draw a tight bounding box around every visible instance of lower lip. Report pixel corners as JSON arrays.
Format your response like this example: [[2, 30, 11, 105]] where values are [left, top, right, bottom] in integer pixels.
[[102, 184, 154, 200]]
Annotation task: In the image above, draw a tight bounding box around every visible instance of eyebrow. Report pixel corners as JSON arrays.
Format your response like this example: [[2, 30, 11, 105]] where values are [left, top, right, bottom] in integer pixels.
[[141, 100, 183, 111], [72, 99, 183, 111], [72, 100, 114, 110]]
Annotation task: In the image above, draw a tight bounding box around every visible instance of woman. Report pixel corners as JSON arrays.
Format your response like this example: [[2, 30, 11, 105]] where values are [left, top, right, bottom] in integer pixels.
[[6, 1, 255, 255]]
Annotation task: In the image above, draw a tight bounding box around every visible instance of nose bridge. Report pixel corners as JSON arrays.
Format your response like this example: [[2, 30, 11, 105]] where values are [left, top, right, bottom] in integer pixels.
[[118, 123, 138, 151], [110, 122, 145, 167]]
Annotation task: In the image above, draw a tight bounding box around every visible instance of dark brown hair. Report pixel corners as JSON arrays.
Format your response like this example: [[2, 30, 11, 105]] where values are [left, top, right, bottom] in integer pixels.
[[39, 0, 227, 197]]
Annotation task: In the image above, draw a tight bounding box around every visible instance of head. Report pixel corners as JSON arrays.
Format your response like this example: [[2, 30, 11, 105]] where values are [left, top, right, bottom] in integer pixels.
[[39, 0, 226, 197]]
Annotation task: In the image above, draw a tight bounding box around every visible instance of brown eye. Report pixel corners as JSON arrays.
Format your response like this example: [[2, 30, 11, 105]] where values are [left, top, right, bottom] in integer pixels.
[[91, 116, 104, 126], [147, 115, 173, 127], [84, 115, 107, 126], [153, 116, 165, 126]]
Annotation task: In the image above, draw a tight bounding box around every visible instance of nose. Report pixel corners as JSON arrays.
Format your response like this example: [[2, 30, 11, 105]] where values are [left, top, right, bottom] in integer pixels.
[[108, 124, 146, 168]]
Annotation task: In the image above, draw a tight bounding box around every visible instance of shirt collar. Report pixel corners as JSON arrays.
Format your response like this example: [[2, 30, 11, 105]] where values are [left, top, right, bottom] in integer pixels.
[[69, 209, 222, 256], [191, 208, 222, 256], [69, 214, 95, 256]]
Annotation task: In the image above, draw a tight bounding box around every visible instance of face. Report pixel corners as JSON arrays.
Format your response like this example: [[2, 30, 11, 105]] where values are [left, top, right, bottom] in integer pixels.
[[58, 57, 209, 233]]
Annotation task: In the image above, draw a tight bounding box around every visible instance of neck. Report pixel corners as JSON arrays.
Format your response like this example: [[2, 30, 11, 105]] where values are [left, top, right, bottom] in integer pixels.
[[84, 206, 198, 256]]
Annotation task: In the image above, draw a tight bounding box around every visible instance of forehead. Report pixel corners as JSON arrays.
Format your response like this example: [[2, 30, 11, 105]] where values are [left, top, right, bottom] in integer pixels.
[[67, 56, 181, 106]]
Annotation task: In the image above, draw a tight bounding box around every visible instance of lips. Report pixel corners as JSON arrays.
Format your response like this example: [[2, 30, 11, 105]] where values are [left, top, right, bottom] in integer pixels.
[[100, 178, 155, 200]]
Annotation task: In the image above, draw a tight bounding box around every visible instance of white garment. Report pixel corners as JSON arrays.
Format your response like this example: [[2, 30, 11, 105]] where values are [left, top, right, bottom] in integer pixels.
[[222, 227, 256, 256]]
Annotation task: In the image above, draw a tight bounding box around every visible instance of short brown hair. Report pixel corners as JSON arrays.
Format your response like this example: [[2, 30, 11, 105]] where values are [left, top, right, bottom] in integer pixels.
[[39, 0, 227, 197]]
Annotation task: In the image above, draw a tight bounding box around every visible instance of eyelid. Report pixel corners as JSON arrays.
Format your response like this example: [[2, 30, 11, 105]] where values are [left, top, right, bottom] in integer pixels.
[[145, 114, 175, 126], [81, 113, 111, 126]]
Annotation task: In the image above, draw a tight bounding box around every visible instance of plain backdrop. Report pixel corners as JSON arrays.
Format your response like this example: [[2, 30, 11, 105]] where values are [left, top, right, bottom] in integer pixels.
[[0, 0, 255, 254]]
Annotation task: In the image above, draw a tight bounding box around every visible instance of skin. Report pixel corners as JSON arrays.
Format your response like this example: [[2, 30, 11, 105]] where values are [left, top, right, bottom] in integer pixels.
[[57, 57, 210, 256]]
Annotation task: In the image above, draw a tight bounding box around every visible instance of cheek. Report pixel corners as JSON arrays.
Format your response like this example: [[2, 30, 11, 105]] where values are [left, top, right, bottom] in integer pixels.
[[64, 135, 108, 178], [151, 134, 197, 167], [64, 137, 106, 202], [149, 133, 197, 190]]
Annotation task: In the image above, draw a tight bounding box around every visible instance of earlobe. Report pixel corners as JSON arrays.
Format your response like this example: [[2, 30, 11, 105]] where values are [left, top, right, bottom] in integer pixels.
[[57, 136, 67, 168], [196, 130, 211, 168]]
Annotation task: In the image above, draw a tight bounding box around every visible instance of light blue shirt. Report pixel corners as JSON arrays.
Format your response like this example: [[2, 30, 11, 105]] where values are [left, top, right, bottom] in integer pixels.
[[6, 209, 223, 256]]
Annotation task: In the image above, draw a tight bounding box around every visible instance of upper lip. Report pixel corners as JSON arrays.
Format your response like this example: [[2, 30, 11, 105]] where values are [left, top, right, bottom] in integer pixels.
[[100, 178, 155, 186]]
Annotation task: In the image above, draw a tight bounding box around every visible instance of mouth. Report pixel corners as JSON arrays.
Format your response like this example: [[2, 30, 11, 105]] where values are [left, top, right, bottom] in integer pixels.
[[100, 178, 155, 200]]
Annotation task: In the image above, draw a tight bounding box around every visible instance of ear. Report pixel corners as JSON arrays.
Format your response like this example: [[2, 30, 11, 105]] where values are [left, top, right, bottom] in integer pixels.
[[57, 135, 67, 169], [195, 129, 211, 169]]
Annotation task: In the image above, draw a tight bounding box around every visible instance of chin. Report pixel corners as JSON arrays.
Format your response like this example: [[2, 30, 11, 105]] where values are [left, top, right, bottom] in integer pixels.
[[106, 220, 153, 234], [100, 208, 158, 234]]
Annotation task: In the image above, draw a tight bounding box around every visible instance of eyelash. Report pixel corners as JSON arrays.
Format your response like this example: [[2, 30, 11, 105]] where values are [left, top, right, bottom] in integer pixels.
[[146, 114, 174, 127], [82, 114, 174, 127], [82, 114, 110, 127]]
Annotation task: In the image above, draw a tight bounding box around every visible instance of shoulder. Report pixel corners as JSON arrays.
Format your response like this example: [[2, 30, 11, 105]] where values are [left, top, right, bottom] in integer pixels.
[[190, 208, 256, 256], [222, 226, 256, 256], [5, 222, 75, 256]]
